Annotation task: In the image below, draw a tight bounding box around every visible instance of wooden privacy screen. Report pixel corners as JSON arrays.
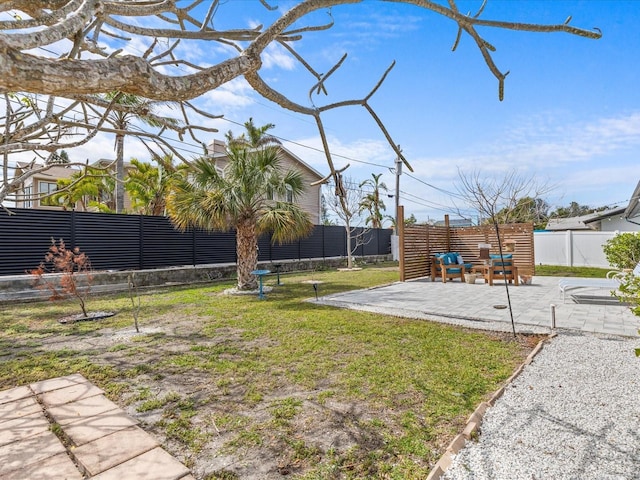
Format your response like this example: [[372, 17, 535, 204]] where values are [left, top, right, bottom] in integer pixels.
[[400, 223, 535, 281]]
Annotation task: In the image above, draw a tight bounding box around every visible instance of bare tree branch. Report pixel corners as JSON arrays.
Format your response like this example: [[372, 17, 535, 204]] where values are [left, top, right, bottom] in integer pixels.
[[0, 0, 600, 208]]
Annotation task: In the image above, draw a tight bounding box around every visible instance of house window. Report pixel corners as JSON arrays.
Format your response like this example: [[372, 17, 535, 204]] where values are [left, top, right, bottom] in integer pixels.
[[38, 181, 57, 196], [38, 181, 57, 206], [285, 185, 293, 203], [23, 186, 32, 208]]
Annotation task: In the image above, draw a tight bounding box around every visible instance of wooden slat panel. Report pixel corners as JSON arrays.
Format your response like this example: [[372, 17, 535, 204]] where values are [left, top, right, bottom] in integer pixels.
[[400, 222, 535, 281]]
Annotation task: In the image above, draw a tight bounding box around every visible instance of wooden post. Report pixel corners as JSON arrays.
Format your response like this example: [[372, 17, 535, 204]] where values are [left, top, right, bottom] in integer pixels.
[[398, 205, 405, 281], [444, 214, 451, 252]]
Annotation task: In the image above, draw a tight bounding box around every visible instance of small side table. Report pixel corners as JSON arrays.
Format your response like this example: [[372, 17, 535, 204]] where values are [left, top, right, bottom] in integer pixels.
[[250, 269, 271, 299]]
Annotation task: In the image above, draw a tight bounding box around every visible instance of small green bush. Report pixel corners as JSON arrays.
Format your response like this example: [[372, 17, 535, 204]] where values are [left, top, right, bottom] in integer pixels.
[[603, 232, 640, 270], [613, 274, 640, 356]]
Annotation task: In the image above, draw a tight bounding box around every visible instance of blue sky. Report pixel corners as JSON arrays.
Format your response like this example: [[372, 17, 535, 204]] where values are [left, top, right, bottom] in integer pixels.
[[68, 0, 640, 224]]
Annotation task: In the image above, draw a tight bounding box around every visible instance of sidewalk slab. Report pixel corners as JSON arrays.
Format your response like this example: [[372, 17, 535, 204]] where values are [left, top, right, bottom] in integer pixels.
[[0, 411, 49, 447], [0, 385, 32, 405], [0, 395, 41, 422], [11, 451, 84, 480], [48, 394, 120, 426], [74, 425, 159, 476], [91, 446, 191, 480], [38, 382, 104, 408], [0, 429, 65, 476], [63, 408, 139, 446], [0, 375, 192, 479], [31, 373, 90, 394]]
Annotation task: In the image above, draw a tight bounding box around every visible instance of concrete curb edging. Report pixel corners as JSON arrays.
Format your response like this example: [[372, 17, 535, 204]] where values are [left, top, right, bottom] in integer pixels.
[[425, 332, 556, 480]]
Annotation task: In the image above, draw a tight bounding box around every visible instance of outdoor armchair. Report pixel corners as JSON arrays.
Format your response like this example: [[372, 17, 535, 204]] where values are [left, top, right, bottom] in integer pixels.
[[483, 254, 519, 286], [431, 253, 473, 283]]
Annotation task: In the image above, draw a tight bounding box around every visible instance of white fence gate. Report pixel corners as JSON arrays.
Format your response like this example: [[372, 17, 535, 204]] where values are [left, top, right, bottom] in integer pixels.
[[533, 230, 633, 268]]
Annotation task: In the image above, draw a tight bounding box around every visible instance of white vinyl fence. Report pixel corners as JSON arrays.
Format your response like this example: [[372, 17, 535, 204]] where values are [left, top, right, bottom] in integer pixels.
[[533, 230, 631, 268]]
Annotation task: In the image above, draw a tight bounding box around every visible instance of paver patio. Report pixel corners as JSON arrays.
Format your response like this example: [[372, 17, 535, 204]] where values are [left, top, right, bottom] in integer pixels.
[[315, 276, 640, 337]]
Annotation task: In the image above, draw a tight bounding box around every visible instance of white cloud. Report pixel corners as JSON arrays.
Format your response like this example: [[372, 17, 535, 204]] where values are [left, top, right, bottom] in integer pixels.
[[262, 42, 296, 70], [199, 78, 256, 112], [387, 111, 640, 220], [485, 111, 640, 168]]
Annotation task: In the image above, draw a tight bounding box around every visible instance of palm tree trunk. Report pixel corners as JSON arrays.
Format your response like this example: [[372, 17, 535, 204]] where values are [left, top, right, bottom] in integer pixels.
[[115, 132, 125, 213], [236, 219, 259, 290]]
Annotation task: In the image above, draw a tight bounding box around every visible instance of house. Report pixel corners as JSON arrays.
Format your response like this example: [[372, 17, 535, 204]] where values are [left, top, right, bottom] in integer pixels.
[[14, 162, 78, 209], [544, 207, 634, 232], [207, 139, 325, 224], [14, 160, 133, 211], [623, 180, 640, 226], [433, 217, 473, 228]]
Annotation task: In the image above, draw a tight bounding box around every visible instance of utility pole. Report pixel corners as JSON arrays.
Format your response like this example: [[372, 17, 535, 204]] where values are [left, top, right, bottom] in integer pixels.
[[394, 145, 402, 234]]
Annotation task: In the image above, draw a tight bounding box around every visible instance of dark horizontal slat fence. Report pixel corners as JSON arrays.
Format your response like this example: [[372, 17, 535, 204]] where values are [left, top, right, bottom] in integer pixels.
[[0, 208, 391, 276]]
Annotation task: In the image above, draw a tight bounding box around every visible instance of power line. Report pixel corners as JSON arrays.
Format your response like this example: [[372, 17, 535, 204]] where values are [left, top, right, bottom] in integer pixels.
[[399, 189, 475, 216], [404, 171, 465, 200]]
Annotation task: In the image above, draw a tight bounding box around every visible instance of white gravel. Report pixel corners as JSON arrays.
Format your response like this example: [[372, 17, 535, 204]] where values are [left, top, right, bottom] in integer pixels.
[[443, 332, 640, 480]]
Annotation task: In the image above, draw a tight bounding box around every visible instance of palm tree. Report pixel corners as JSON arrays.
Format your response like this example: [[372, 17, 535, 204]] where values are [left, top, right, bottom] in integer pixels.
[[104, 92, 178, 213], [226, 117, 281, 149], [359, 173, 388, 229], [167, 127, 312, 290], [126, 155, 185, 216], [48, 165, 115, 211]]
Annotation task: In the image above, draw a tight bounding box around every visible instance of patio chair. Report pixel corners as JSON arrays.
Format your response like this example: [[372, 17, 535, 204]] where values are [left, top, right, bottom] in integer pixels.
[[483, 254, 518, 286], [431, 253, 473, 283]]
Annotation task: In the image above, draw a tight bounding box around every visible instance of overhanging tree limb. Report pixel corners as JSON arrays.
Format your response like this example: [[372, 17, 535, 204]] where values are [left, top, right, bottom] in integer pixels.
[[0, 0, 601, 208]]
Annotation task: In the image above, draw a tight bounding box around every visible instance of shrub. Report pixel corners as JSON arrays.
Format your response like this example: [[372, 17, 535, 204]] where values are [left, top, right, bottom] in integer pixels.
[[613, 274, 640, 356], [603, 232, 640, 270], [30, 239, 93, 317]]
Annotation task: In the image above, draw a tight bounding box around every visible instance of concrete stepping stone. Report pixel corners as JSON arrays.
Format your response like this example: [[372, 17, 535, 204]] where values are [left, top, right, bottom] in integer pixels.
[[0, 429, 65, 476], [30, 373, 90, 395], [38, 382, 104, 408], [0, 395, 41, 422], [0, 411, 49, 447], [48, 394, 120, 426], [63, 408, 139, 446], [74, 425, 159, 476], [9, 451, 83, 480], [0, 385, 32, 405], [90, 446, 191, 480], [1, 376, 192, 479]]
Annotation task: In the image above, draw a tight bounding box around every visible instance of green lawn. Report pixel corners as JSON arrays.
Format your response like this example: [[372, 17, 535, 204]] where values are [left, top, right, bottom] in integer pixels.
[[0, 264, 540, 479], [534, 264, 612, 278]]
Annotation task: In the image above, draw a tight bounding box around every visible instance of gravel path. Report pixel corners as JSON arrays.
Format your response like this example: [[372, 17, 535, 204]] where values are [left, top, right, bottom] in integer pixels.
[[443, 332, 640, 480]]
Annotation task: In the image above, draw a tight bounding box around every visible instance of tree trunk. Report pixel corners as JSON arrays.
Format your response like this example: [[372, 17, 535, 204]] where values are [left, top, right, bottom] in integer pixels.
[[115, 132, 125, 213], [345, 222, 353, 269], [236, 219, 259, 290]]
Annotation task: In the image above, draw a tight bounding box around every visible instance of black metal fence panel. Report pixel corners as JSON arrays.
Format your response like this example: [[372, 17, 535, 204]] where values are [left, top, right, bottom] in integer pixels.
[[0, 208, 391, 276], [323, 227, 346, 257], [300, 226, 324, 259], [74, 211, 141, 271], [269, 238, 300, 261], [194, 229, 236, 265], [0, 209, 72, 274], [141, 216, 193, 269]]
